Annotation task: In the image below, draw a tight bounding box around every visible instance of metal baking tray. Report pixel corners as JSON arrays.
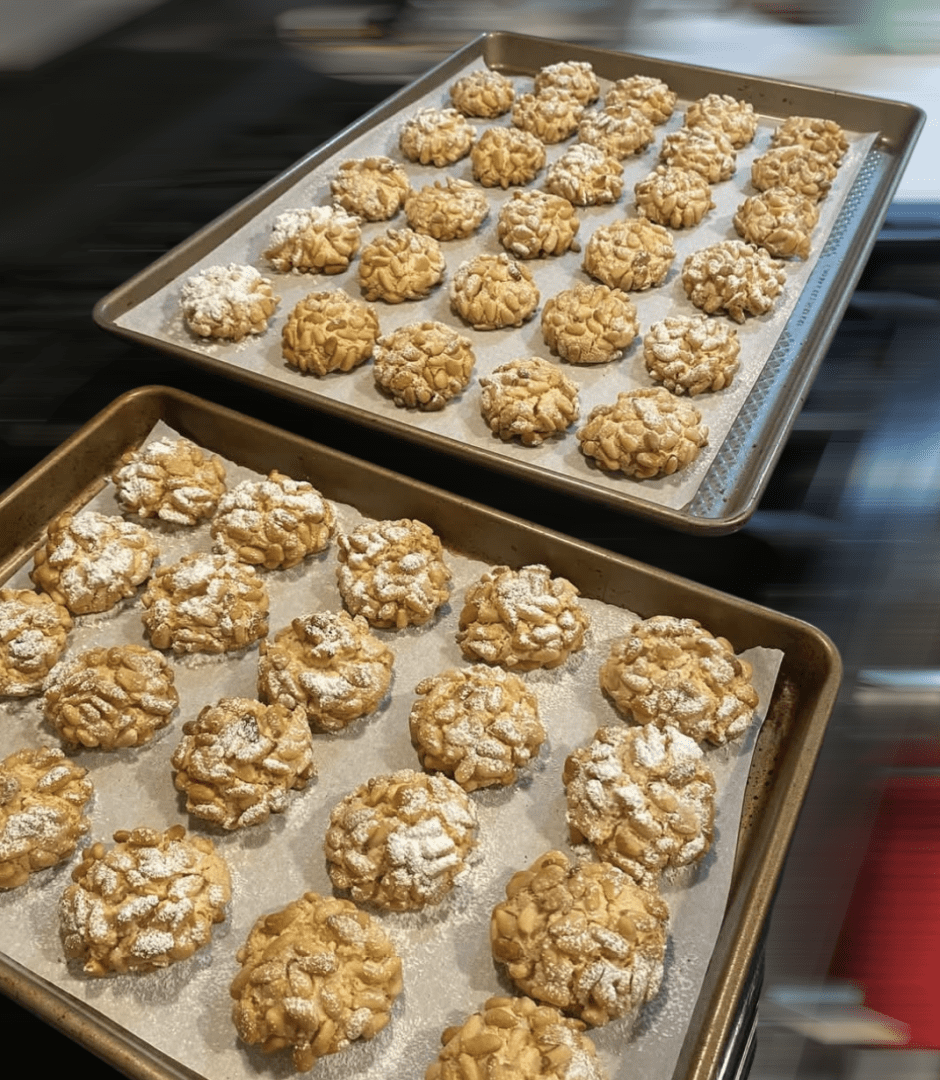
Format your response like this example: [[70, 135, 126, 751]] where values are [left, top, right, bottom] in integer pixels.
[[93, 32, 923, 535], [0, 385, 840, 1080]]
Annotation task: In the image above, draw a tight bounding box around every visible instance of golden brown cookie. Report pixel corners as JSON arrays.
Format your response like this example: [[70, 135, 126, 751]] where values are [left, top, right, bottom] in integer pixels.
[[400, 106, 476, 166], [456, 563, 589, 671], [582, 219, 675, 292], [751, 145, 837, 201], [373, 320, 476, 411], [180, 264, 278, 342], [544, 143, 623, 206], [59, 824, 231, 975], [409, 665, 545, 791], [263, 206, 361, 274], [0, 588, 71, 698], [358, 228, 445, 303], [733, 187, 820, 260], [30, 510, 158, 616], [140, 551, 269, 655], [564, 724, 716, 885], [541, 283, 639, 365], [770, 115, 848, 165], [324, 769, 478, 911], [577, 106, 654, 158], [470, 125, 546, 188], [643, 314, 740, 395], [330, 155, 410, 221], [0, 746, 93, 890], [534, 60, 599, 104], [449, 252, 540, 330], [684, 92, 758, 148], [450, 68, 515, 118], [659, 127, 737, 183], [681, 239, 787, 322], [171, 696, 315, 829], [634, 165, 715, 229], [210, 470, 335, 569], [404, 177, 489, 241], [599, 615, 759, 745], [427, 995, 609, 1080], [490, 850, 668, 1025], [336, 518, 452, 630], [231, 891, 403, 1072], [111, 436, 227, 526], [479, 357, 580, 446], [497, 189, 580, 259], [43, 644, 178, 750], [604, 75, 676, 125], [512, 88, 585, 144], [258, 609, 394, 732], [281, 290, 380, 375]]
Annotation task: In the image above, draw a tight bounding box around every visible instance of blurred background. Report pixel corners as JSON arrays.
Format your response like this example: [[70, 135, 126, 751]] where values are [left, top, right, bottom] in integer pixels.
[[1, 2, 940, 1078]]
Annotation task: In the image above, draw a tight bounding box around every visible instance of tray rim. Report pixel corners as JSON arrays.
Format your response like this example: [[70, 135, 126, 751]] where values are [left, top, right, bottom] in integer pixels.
[[0, 384, 842, 1080]]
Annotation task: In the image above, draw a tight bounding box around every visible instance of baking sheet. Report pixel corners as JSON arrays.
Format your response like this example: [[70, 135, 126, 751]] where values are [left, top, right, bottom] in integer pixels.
[[0, 419, 781, 1080]]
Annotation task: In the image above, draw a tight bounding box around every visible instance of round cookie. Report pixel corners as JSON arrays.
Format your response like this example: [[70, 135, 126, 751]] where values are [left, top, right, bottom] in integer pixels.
[[336, 518, 452, 630], [544, 143, 623, 206], [582, 219, 675, 292], [180, 263, 278, 342], [373, 320, 475, 411], [43, 644, 178, 750], [0, 746, 93, 890], [404, 177, 489, 241], [449, 252, 540, 330], [140, 551, 269, 655], [210, 470, 335, 569], [605, 75, 676, 125], [409, 665, 545, 791], [684, 92, 758, 148], [470, 126, 546, 188], [512, 88, 585, 144], [770, 115, 848, 165], [541, 283, 639, 365], [450, 68, 515, 118], [456, 563, 589, 671], [490, 850, 668, 1025], [0, 588, 72, 698], [534, 60, 599, 106], [497, 189, 580, 259], [324, 769, 478, 911], [427, 995, 609, 1080], [330, 156, 410, 221], [111, 436, 226, 526], [358, 228, 445, 303], [577, 388, 708, 479], [659, 127, 737, 184], [59, 824, 231, 975], [30, 509, 158, 616], [400, 106, 476, 166], [479, 357, 580, 447], [643, 315, 740, 395], [577, 106, 654, 159], [733, 187, 820, 260], [751, 145, 837, 201], [231, 891, 403, 1072], [681, 239, 787, 322], [599, 615, 759, 745], [263, 206, 361, 275], [171, 696, 315, 830], [563, 724, 716, 885], [634, 165, 715, 229], [258, 609, 394, 732], [281, 290, 380, 375]]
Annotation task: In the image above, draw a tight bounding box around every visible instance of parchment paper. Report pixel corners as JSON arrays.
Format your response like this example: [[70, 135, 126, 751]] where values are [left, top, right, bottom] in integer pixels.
[[0, 423, 783, 1080]]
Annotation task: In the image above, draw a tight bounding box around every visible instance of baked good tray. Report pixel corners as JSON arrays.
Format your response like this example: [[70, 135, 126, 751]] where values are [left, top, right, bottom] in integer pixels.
[[0, 386, 839, 1080], [93, 32, 923, 535]]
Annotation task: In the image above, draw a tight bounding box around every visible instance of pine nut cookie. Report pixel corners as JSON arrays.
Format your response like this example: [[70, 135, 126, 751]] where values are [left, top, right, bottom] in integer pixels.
[[257, 610, 394, 732], [336, 518, 452, 630], [210, 470, 335, 569], [60, 824, 231, 975], [281, 290, 379, 375], [599, 615, 759, 745], [43, 644, 178, 750], [479, 357, 580, 446], [497, 189, 580, 259], [659, 127, 737, 184], [681, 239, 786, 322], [400, 106, 476, 166], [643, 315, 740, 395], [0, 746, 93, 890], [733, 187, 820, 259], [426, 995, 609, 1080], [450, 68, 515, 118], [534, 60, 600, 106], [456, 563, 589, 672], [563, 724, 716, 885], [30, 509, 158, 616], [634, 165, 715, 229], [409, 665, 545, 791], [512, 88, 585, 144], [684, 93, 758, 149], [544, 143, 623, 207], [231, 891, 403, 1072], [770, 115, 848, 165], [490, 850, 669, 1025], [373, 320, 476, 411], [577, 388, 708, 480], [180, 263, 278, 342], [605, 75, 676, 125], [582, 219, 676, 292], [449, 252, 540, 330], [404, 177, 489, 241], [111, 436, 226, 526], [330, 155, 410, 221], [358, 228, 445, 303], [470, 125, 546, 188], [751, 145, 837, 201], [324, 769, 478, 911], [263, 206, 361, 275], [171, 696, 315, 830], [0, 588, 71, 698], [541, 283, 639, 365], [577, 106, 654, 159]]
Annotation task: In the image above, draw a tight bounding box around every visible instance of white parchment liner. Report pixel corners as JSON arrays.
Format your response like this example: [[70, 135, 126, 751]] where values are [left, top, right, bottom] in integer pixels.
[[113, 54, 876, 514], [0, 422, 783, 1080]]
